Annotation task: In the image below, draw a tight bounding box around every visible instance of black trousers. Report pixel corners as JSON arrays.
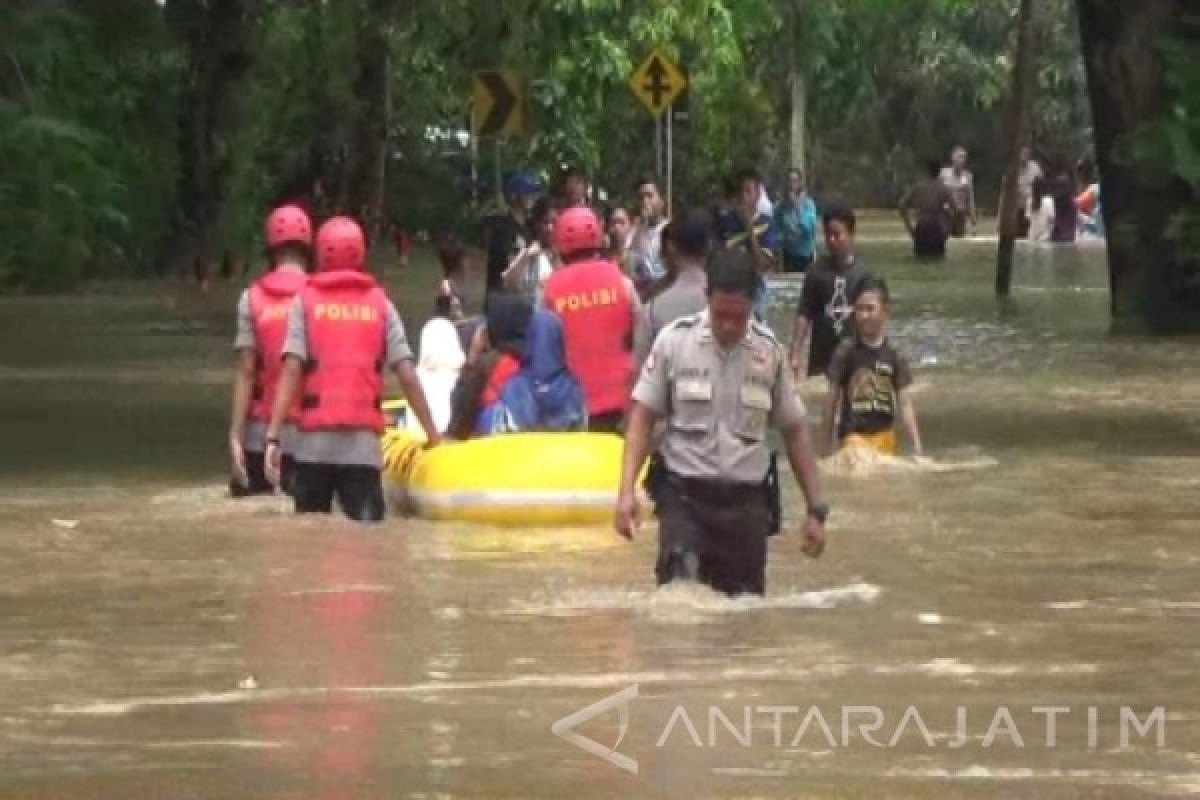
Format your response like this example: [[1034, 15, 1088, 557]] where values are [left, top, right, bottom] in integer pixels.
[[912, 218, 948, 260], [655, 476, 772, 596], [291, 461, 386, 523], [230, 451, 295, 498]]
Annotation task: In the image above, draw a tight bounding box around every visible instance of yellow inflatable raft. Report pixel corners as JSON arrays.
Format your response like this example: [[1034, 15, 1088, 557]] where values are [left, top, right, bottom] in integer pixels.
[[382, 427, 629, 527]]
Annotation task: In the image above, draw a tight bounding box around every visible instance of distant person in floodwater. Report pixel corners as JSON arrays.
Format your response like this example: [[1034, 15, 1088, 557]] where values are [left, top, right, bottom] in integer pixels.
[[899, 159, 954, 260], [229, 205, 312, 498], [775, 167, 819, 273], [789, 203, 867, 379], [821, 276, 923, 458], [1026, 176, 1056, 243], [484, 171, 539, 295], [1050, 174, 1079, 244], [939, 145, 977, 237], [502, 196, 558, 306]]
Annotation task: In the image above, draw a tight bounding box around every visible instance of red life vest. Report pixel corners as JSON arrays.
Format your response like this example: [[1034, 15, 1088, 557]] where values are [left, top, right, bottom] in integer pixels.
[[247, 269, 308, 423], [542, 258, 633, 415], [296, 270, 389, 433]]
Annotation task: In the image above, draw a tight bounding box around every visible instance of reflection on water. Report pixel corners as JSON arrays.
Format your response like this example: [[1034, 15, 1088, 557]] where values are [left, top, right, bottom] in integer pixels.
[[0, 234, 1198, 798]]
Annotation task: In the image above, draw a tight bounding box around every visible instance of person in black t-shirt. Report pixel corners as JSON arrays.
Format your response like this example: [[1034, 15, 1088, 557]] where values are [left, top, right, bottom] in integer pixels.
[[789, 203, 867, 379], [821, 276, 924, 457], [483, 171, 541, 293]]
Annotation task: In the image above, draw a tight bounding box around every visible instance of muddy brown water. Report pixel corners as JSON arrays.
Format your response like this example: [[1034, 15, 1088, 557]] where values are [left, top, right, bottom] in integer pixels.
[[1, 232, 1197, 798]]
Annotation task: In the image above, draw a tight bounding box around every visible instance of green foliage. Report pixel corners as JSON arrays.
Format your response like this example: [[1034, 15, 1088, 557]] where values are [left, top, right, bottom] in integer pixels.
[[0, 0, 1095, 290]]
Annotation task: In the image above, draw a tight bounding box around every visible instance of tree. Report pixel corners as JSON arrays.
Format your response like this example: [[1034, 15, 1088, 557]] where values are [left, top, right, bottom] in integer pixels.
[[995, 0, 1038, 298], [165, 0, 252, 279], [1076, 0, 1200, 331]]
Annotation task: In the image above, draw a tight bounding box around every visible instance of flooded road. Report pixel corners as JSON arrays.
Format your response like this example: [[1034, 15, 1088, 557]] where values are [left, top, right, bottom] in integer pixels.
[[1, 232, 1198, 798]]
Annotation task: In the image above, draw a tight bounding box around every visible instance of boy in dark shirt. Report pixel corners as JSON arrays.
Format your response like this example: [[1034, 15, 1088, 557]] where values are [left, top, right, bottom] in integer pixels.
[[821, 276, 923, 457], [790, 203, 866, 378]]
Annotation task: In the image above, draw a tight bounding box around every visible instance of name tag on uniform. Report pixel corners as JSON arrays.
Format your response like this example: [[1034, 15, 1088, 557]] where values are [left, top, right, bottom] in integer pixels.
[[739, 385, 772, 410], [678, 380, 713, 402]]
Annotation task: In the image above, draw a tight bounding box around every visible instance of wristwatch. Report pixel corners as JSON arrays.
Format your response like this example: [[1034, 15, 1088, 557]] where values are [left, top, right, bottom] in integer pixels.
[[806, 503, 830, 524]]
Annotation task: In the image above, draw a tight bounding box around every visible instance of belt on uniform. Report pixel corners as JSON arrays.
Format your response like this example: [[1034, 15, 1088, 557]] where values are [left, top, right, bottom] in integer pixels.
[[664, 470, 763, 504]]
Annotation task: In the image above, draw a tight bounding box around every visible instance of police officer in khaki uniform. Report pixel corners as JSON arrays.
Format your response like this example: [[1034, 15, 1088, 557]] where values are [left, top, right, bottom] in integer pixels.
[[615, 247, 828, 596]]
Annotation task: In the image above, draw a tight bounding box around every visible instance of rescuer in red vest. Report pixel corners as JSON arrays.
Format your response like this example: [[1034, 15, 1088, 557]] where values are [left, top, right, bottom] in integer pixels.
[[541, 206, 641, 432], [265, 216, 440, 522], [229, 204, 312, 497]]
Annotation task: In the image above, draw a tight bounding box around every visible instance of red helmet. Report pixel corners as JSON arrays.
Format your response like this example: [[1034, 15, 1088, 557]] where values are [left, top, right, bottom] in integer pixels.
[[265, 204, 313, 248], [553, 207, 604, 257], [315, 216, 366, 272]]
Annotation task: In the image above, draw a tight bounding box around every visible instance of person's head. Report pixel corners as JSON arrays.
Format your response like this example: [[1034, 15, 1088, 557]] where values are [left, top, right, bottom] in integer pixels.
[[787, 167, 806, 196], [734, 167, 763, 209], [264, 205, 313, 270], [530, 196, 559, 247], [925, 158, 942, 179], [851, 275, 890, 341], [434, 293, 463, 321], [1019, 143, 1033, 164], [562, 166, 588, 207], [607, 206, 633, 252], [314, 216, 366, 272], [553, 206, 604, 262], [669, 206, 712, 263], [721, 173, 739, 202], [821, 203, 857, 261], [504, 170, 541, 213], [704, 247, 758, 348], [634, 177, 664, 220], [951, 145, 968, 169]]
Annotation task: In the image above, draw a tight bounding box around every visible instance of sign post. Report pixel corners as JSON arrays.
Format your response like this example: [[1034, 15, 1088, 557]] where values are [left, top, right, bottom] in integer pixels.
[[630, 49, 687, 214], [471, 70, 525, 138]]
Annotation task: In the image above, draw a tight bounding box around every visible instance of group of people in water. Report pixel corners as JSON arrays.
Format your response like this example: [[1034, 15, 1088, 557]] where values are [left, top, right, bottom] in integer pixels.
[[899, 144, 1106, 260], [226, 163, 937, 592]]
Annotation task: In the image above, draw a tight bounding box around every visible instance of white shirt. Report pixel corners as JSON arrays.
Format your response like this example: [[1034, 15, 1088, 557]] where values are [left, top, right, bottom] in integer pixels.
[[1027, 196, 1056, 243]]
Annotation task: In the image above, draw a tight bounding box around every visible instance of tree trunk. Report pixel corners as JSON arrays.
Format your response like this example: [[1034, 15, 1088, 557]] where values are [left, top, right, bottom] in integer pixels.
[[164, 0, 251, 279], [995, 0, 1037, 298], [1076, 0, 1200, 332], [787, 0, 807, 174], [338, 0, 397, 244]]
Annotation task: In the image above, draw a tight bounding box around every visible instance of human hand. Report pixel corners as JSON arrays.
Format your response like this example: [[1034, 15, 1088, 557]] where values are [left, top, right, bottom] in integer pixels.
[[229, 431, 248, 488], [614, 490, 640, 540], [800, 515, 826, 558], [265, 440, 282, 488]]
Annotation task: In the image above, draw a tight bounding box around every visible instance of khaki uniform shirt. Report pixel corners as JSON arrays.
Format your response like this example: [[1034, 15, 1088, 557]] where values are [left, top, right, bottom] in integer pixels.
[[632, 310, 806, 483]]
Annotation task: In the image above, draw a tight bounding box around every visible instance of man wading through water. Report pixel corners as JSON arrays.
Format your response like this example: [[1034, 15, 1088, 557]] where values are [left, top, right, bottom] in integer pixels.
[[615, 248, 828, 596]]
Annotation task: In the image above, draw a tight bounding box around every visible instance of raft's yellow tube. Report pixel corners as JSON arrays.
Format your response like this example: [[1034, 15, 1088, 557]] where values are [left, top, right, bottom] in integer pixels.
[[382, 429, 632, 527]]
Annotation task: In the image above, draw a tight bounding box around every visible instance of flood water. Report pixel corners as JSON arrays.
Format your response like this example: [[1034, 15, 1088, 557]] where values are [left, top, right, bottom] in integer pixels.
[[1, 230, 1198, 798]]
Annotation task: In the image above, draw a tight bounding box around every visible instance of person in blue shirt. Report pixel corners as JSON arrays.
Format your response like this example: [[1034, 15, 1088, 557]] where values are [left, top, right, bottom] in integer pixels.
[[774, 168, 819, 273], [713, 167, 778, 320]]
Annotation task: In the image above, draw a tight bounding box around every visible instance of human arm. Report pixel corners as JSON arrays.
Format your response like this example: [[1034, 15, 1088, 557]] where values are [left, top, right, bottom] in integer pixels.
[[614, 400, 658, 539], [229, 349, 256, 485], [898, 389, 923, 457], [394, 360, 441, 447], [773, 360, 828, 558], [790, 315, 811, 378], [264, 356, 303, 486]]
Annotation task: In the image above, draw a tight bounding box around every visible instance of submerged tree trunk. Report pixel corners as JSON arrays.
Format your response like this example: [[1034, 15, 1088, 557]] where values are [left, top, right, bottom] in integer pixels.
[[996, 0, 1037, 298], [1076, 0, 1200, 331], [164, 0, 251, 280]]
